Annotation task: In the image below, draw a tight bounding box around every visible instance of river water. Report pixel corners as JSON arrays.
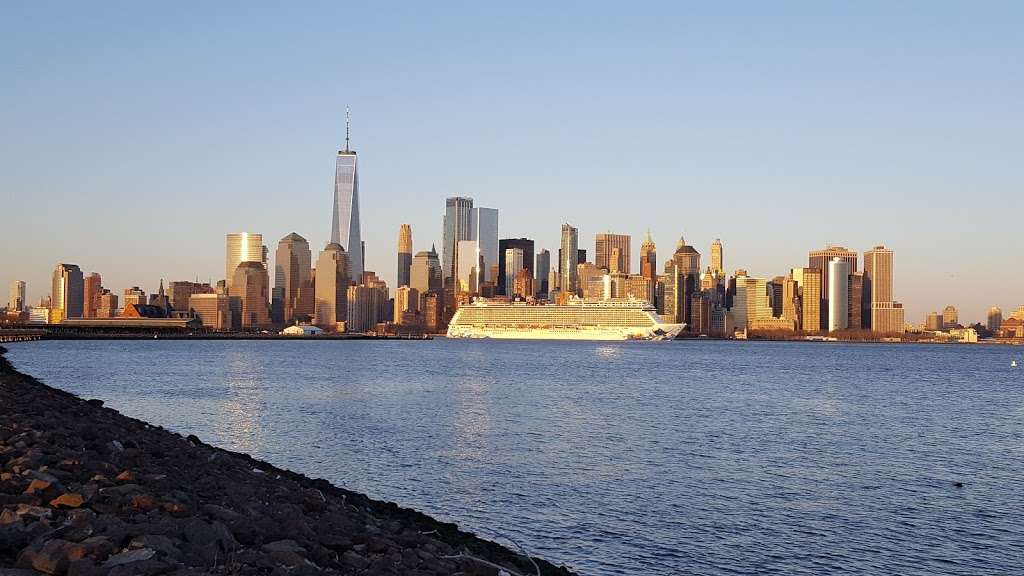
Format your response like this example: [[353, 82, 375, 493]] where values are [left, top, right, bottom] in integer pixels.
[[5, 340, 1023, 575]]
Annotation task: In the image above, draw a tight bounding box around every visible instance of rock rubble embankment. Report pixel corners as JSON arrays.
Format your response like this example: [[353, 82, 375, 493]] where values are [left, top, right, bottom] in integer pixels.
[[0, 346, 574, 576]]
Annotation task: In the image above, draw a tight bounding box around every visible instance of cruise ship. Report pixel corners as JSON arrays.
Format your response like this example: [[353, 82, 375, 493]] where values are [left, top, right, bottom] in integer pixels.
[[447, 298, 684, 341]]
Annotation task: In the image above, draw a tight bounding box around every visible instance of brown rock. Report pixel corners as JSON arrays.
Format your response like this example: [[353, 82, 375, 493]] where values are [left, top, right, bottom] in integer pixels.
[[160, 502, 189, 518], [50, 493, 85, 509], [114, 471, 136, 483], [0, 508, 19, 525], [15, 503, 51, 520], [31, 538, 72, 575], [24, 478, 52, 495], [131, 494, 157, 511], [79, 535, 116, 561]]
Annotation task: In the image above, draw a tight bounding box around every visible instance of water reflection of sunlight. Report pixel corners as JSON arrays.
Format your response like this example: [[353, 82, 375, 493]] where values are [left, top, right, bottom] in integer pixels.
[[796, 395, 841, 418], [215, 349, 265, 454]]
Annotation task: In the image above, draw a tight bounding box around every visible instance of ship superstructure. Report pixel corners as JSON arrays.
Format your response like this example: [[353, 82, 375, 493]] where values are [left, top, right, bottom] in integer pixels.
[[447, 297, 684, 340]]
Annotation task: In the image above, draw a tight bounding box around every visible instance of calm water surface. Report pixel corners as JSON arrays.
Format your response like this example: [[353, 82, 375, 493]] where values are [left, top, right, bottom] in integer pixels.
[[6, 340, 1024, 575]]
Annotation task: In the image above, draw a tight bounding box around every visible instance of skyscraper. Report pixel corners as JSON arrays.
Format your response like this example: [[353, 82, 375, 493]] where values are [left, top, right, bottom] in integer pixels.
[[314, 243, 350, 330], [863, 246, 894, 304], [229, 262, 270, 328], [497, 238, 534, 296], [123, 287, 146, 308], [442, 197, 474, 285], [331, 109, 363, 283], [83, 273, 101, 318], [988, 307, 1003, 331], [809, 245, 857, 328], [863, 245, 899, 333], [472, 208, 499, 284], [410, 245, 442, 302], [456, 240, 480, 293], [710, 239, 724, 277], [394, 286, 420, 325], [504, 247, 524, 297], [347, 284, 387, 332], [639, 231, 657, 282], [828, 258, 850, 332], [8, 281, 26, 312], [800, 268, 823, 332], [671, 236, 701, 328], [560, 224, 579, 296], [535, 249, 551, 296], [731, 274, 772, 331], [274, 233, 313, 323], [595, 233, 631, 274], [226, 233, 265, 288], [942, 305, 959, 328], [97, 290, 118, 319], [847, 272, 864, 330], [51, 263, 84, 321], [169, 281, 215, 313], [397, 224, 413, 288]]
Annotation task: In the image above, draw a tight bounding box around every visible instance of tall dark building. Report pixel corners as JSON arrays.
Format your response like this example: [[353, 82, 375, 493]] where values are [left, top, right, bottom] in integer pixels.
[[397, 224, 413, 287], [497, 238, 534, 296], [535, 249, 551, 296], [670, 236, 700, 329]]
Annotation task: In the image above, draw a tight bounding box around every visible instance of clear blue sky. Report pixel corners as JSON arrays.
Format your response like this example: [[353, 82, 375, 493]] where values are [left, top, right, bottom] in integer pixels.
[[2, 1, 1021, 324]]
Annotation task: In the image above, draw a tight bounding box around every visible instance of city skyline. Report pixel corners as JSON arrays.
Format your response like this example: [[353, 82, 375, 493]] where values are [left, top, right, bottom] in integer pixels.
[[2, 3, 1022, 323]]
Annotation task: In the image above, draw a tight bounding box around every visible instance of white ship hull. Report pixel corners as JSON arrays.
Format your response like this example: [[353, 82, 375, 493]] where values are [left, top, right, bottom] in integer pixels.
[[447, 325, 683, 341]]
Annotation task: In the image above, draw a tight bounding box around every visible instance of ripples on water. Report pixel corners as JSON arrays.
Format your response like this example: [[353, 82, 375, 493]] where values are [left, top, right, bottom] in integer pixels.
[[7, 340, 1024, 575]]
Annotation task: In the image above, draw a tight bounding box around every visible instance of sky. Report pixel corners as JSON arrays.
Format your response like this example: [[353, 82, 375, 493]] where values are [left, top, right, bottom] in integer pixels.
[[1, 1, 1021, 324]]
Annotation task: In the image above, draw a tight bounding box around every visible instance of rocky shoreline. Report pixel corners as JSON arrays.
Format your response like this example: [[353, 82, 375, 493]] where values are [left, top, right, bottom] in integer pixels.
[[0, 345, 574, 576]]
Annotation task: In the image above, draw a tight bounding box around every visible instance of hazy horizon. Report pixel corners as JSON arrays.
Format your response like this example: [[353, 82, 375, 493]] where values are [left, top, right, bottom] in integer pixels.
[[2, 2, 1021, 324]]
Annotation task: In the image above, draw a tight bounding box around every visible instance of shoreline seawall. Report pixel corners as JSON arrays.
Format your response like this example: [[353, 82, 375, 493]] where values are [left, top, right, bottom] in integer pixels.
[[0, 345, 574, 576]]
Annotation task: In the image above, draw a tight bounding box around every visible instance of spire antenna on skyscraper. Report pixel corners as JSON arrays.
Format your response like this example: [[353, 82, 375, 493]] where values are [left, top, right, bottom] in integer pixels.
[[345, 106, 351, 153]]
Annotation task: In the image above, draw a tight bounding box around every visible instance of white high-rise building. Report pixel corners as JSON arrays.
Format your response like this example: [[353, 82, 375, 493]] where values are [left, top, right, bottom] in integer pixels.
[[828, 258, 850, 332], [442, 197, 474, 285], [331, 108, 363, 283], [471, 207, 499, 284], [457, 240, 480, 293]]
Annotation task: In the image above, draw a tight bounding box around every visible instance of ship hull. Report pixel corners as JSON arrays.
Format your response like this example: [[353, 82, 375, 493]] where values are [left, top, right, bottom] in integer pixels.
[[447, 324, 684, 341]]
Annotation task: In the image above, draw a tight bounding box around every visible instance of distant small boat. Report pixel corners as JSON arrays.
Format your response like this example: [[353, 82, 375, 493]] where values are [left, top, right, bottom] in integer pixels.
[[1013, 360, 1019, 368]]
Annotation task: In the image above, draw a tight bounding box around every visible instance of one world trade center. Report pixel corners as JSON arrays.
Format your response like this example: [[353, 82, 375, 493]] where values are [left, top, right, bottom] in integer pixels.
[[331, 108, 363, 283]]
